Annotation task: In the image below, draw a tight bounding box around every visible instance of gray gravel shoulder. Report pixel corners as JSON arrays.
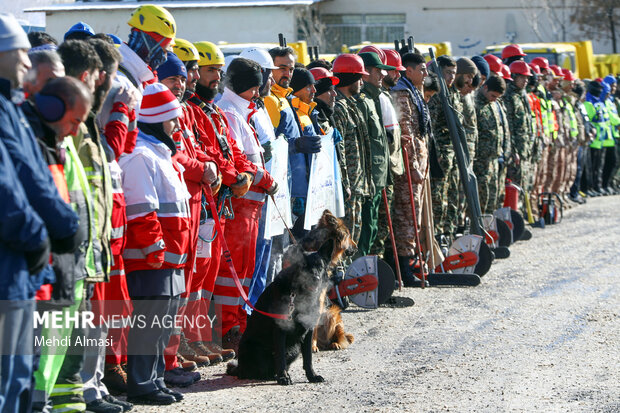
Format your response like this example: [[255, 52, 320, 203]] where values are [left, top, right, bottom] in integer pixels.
[[132, 196, 620, 413]]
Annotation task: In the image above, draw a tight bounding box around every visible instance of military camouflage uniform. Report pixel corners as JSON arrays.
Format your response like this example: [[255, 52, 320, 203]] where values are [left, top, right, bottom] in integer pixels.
[[504, 81, 534, 189], [428, 84, 464, 236], [474, 90, 505, 214], [333, 89, 372, 245], [495, 98, 512, 209], [370, 90, 403, 257], [390, 81, 430, 256], [458, 91, 478, 227], [355, 83, 390, 256]]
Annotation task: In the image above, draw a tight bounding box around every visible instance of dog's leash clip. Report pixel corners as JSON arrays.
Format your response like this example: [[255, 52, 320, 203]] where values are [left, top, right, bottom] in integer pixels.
[[288, 293, 296, 319]]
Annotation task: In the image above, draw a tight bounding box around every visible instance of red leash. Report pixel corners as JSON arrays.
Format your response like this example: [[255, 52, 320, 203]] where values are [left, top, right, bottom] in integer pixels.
[[204, 189, 290, 320]]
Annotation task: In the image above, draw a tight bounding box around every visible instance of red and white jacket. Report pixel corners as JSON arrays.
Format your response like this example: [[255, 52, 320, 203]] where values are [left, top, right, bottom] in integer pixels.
[[216, 88, 275, 203], [119, 130, 191, 273]]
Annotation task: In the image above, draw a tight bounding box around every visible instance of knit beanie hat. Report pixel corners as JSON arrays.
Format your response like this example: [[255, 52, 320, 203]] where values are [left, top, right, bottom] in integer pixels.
[[157, 52, 187, 81], [138, 82, 182, 123], [226, 57, 262, 94], [456, 57, 477, 75], [471, 56, 490, 78], [290, 67, 316, 93], [335, 73, 362, 88], [0, 14, 30, 53]]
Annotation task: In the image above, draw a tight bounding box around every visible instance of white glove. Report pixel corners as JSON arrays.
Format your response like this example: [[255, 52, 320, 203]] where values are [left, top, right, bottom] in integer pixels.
[[202, 161, 218, 185]]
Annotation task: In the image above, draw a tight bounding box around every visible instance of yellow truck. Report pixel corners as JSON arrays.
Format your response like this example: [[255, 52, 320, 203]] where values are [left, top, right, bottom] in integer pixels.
[[593, 54, 620, 78], [217, 41, 311, 65], [343, 42, 445, 61]]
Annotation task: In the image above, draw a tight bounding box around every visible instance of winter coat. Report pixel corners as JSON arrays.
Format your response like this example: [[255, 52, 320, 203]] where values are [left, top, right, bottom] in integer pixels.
[[119, 130, 191, 273]]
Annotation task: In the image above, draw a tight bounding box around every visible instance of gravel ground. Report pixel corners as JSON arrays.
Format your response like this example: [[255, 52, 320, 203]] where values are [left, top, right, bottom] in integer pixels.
[[131, 195, 620, 413]]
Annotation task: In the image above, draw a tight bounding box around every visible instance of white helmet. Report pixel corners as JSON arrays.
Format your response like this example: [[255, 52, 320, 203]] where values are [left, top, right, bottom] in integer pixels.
[[224, 54, 239, 69], [239, 47, 278, 70]]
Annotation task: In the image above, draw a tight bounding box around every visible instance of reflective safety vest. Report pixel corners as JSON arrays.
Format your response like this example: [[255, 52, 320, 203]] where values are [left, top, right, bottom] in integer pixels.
[[584, 101, 611, 150], [563, 98, 579, 139], [63, 136, 97, 280], [604, 99, 619, 146]]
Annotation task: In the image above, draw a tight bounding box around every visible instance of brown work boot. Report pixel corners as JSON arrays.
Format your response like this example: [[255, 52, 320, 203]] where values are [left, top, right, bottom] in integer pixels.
[[188, 341, 224, 364], [178, 337, 210, 367], [221, 326, 242, 353], [176, 354, 198, 371], [201, 341, 236, 361], [102, 363, 127, 394]]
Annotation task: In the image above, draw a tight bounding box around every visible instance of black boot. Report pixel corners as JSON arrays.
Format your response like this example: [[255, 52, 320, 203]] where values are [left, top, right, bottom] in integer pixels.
[[398, 256, 428, 288]]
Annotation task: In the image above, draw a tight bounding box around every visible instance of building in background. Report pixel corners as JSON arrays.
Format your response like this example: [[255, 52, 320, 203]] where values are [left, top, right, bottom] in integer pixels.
[[22, 0, 618, 55]]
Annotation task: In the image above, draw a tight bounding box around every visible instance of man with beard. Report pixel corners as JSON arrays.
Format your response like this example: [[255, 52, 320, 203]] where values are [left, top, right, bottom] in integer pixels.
[[157, 51, 221, 385], [237, 47, 281, 312], [332, 54, 372, 249], [216, 57, 278, 347], [188, 41, 258, 352]]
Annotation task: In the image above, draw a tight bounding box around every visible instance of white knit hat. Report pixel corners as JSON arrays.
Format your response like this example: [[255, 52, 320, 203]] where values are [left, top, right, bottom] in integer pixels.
[[0, 14, 31, 53], [138, 82, 182, 124]]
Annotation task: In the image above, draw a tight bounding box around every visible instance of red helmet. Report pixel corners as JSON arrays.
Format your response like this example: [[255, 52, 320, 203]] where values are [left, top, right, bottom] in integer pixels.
[[358, 45, 386, 64], [332, 54, 369, 75], [383, 49, 405, 71], [561, 68, 576, 81], [530, 57, 550, 70], [483, 54, 503, 74], [528, 63, 541, 75], [509, 60, 532, 76], [549, 64, 564, 78], [501, 44, 526, 60], [309, 67, 340, 85], [500, 64, 512, 80]]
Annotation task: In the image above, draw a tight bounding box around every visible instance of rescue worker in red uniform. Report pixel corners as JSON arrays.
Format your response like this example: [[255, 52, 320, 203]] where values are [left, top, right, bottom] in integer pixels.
[[186, 41, 258, 355], [215, 57, 278, 350]]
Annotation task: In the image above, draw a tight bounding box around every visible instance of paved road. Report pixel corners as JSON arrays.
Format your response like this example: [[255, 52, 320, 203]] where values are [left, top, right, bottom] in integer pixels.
[[132, 195, 620, 412]]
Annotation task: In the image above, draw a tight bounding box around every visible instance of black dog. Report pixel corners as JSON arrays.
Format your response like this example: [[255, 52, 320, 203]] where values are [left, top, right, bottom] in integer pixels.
[[227, 239, 333, 385]]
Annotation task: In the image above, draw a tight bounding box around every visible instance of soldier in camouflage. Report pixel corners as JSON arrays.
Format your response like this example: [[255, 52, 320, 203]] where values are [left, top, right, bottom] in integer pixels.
[[332, 55, 372, 246], [390, 52, 432, 286], [355, 52, 394, 257], [474, 75, 507, 214], [504, 61, 534, 191], [428, 56, 462, 238]]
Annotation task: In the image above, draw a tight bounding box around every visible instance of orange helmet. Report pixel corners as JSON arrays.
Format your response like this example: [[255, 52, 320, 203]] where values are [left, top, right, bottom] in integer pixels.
[[501, 44, 526, 60]]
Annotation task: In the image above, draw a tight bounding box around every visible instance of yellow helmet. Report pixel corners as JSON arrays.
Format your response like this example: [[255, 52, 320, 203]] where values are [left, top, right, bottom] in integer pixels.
[[128, 5, 176, 40], [172, 38, 199, 62], [194, 41, 225, 66]]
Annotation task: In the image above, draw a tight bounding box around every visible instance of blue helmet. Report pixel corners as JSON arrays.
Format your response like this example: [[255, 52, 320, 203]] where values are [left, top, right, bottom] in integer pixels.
[[63, 22, 95, 41]]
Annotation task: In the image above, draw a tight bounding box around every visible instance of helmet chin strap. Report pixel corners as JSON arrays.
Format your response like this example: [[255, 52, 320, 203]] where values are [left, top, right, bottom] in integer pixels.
[[139, 31, 168, 69]]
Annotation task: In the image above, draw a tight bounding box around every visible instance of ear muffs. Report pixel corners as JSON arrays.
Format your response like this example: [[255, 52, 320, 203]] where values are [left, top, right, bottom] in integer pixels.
[[35, 93, 66, 123]]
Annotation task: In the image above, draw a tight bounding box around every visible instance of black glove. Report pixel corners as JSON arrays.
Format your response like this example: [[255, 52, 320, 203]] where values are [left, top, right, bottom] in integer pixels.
[[25, 238, 51, 275], [262, 141, 272, 163], [265, 182, 278, 196], [294, 135, 321, 154]]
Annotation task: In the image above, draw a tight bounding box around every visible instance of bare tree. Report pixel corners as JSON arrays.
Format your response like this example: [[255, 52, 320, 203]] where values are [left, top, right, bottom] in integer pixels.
[[519, 0, 579, 42], [295, 6, 326, 53], [571, 0, 619, 52]]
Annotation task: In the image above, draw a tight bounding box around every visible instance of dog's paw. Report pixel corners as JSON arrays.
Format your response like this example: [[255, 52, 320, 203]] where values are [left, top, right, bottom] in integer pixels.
[[277, 374, 293, 385], [346, 333, 354, 344], [312, 344, 319, 353], [307, 374, 325, 383], [330, 342, 342, 350]]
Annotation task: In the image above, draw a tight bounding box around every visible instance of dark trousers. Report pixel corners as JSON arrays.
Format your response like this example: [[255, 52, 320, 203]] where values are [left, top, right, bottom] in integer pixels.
[[0, 300, 35, 413], [571, 146, 585, 197], [590, 148, 604, 190], [126, 294, 180, 397], [580, 146, 592, 192], [602, 146, 617, 188]]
